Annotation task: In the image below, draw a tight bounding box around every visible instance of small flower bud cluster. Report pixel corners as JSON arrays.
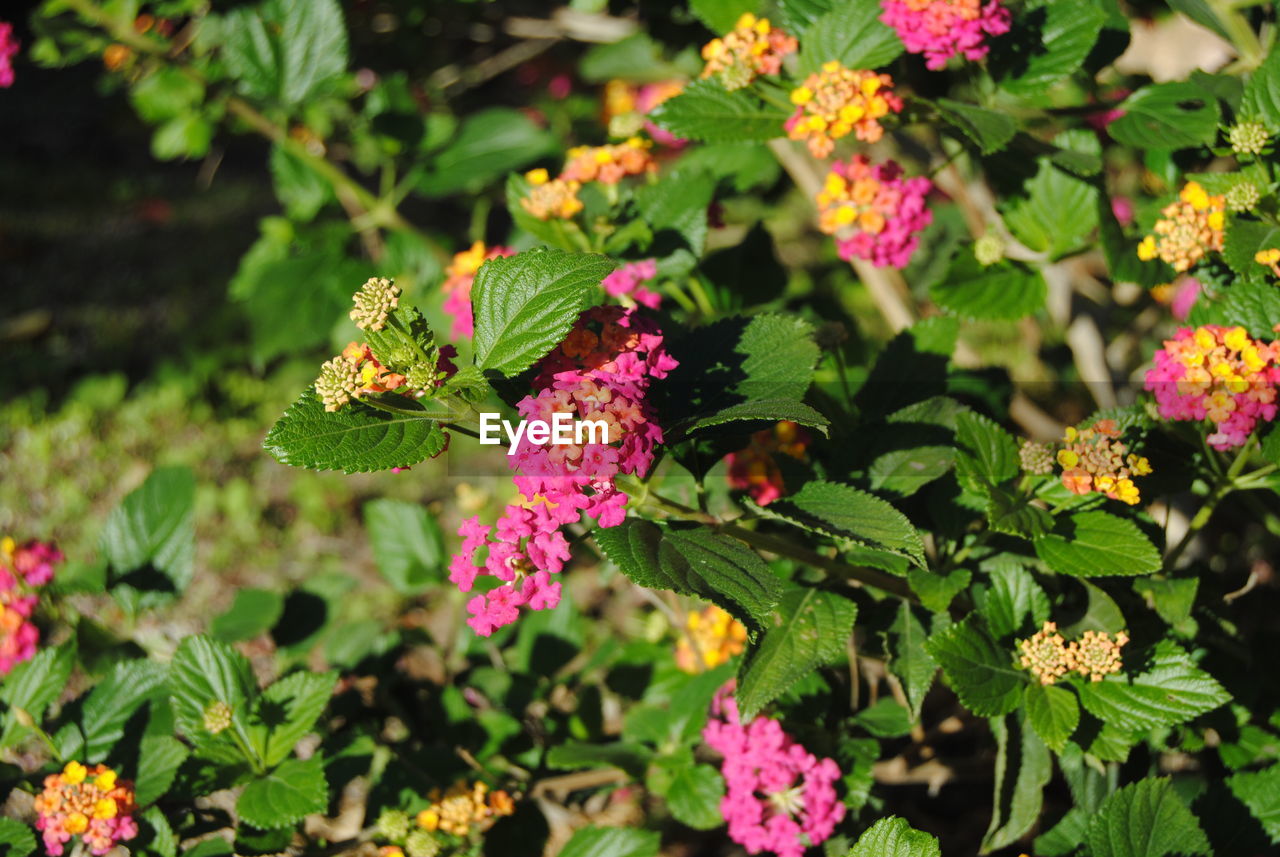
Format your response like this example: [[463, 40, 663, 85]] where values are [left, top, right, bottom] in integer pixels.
[[1228, 120, 1269, 157], [786, 62, 904, 158], [676, 605, 748, 673], [315, 354, 361, 412], [416, 781, 515, 837], [520, 169, 584, 221], [1136, 181, 1226, 273], [34, 762, 139, 856], [1227, 181, 1262, 213], [726, 421, 810, 506], [350, 277, 401, 331], [974, 232, 1004, 266], [700, 14, 798, 90], [0, 537, 61, 675], [1018, 440, 1054, 475], [602, 79, 686, 146], [441, 242, 516, 340], [1018, 621, 1129, 685], [879, 0, 1012, 70], [1145, 325, 1280, 450], [561, 138, 655, 185], [202, 700, 233, 735], [1054, 420, 1152, 505], [816, 156, 933, 268]]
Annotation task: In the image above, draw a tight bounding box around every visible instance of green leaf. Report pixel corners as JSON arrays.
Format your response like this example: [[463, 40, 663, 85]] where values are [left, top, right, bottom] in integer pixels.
[[100, 466, 196, 600], [797, 0, 903, 74], [0, 819, 35, 857], [1086, 778, 1211, 857], [1108, 83, 1221, 150], [417, 108, 555, 196], [363, 499, 443, 594], [982, 561, 1050, 638], [908, 568, 971, 613], [80, 661, 169, 761], [1227, 764, 1280, 843], [869, 446, 955, 497], [1075, 640, 1230, 732], [141, 807, 177, 857], [847, 816, 942, 857], [249, 671, 337, 768], [752, 481, 925, 568], [472, 248, 615, 376], [130, 67, 204, 122], [264, 389, 449, 474], [558, 827, 659, 857], [1241, 43, 1280, 131], [236, 757, 328, 829], [659, 762, 725, 830], [650, 79, 789, 143], [593, 520, 783, 637], [1223, 219, 1280, 284], [1, 643, 75, 748], [931, 255, 1048, 321], [210, 588, 285, 643], [983, 713, 1052, 853], [996, 0, 1107, 95], [885, 603, 936, 719], [854, 698, 913, 737], [934, 98, 1017, 155], [546, 741, 652, 778], [150, 113, 213, 161], [269, 146, 333, 221], [736, 587, 857, 720], [183, 839, 234, 857], [1024, 683, 1079, 752], [135, 735, 189, 807], [220, 0, 348, 106], [634, 170, 716, 255], [579, 33, 695, 84], [168, 635, 259, 766], [925, 616, 1025, 717], [985, 486, 1054, 539], [1132, 577, 1198, 629], [686, 399, 830, 434], [1003, 130, 1101, 258], [954, 411, 1020, 495], [1033, 511, 1161, 577], [689, 0, 758, 33]]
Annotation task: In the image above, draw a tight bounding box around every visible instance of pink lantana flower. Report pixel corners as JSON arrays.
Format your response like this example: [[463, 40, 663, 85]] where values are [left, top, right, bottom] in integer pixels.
[[880, 0, 1011, 70]]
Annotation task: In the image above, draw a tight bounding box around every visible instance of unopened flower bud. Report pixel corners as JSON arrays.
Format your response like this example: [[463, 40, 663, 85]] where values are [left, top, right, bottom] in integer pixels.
[[202, 701, 233, 735], [974, 232, 1004, 266], [404, 830, 441, 857], [315, 356, 361, 412], [350, 277, 401, 331], [403, 363, 439, 390], [1226, 181, 1262, 213], [1228, 120, 1269, 157], [1019, 440, 1054, 475], [376, 809, 411, 842]]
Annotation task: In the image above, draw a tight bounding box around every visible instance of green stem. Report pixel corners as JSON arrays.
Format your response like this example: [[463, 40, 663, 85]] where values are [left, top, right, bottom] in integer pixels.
[[686, 276, 716, 318]]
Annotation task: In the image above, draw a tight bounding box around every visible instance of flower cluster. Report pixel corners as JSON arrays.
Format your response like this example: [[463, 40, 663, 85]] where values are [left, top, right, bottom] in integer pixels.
[[601, 258, 661, 309], [816, 156, 933, 268], [0, 21, 18, 88], [726, 421, 810, 506], [676, 605, 748, 673], [787, 63, 903, 158], [0, 537, 60, 675], [1145, 325, 1280, 450], [519, 169, 584, 221], [1018, 622, 1129, 685], [880, 0, 1011, 70], [1256, 247, 1280, 278], [561, 138, 656, 185], [375, 782, 514, 857], [1053, 420, 1152, 505], [441, 241, 515, 339], [1136, 181, 1226, 272], [350, 276, 401, 331], [700, 14, 797, 90], [703, 684, 845, 857], [603, 79, 685, 145], [35, 762, 139, 856], [452, 306, 677, 636]]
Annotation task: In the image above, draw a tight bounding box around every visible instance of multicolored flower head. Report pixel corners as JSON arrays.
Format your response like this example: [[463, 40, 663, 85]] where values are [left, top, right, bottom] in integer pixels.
[[441, 241, 515, 339], [816, 156, 933, 268], [726, 421, 810, 506], [0, 22, 19, 89], [703, 684, 846, 857], [519, 169, 584, 220], [2, 537, 63, 587], [880, 0, 1011, 70], [700, 14, 797, 90], [561, 138, 656, 185], [1017, 621, 1071, 685], [1145, 325, 1280, 449], [601, 258, 661, 309], [676, 605, 748, 672], [602, 79, 686, 145], [415, 781, 515, 837], [1051, 419, 1152, 506], [0, 575, 38, 676], [34, 762, 139, 856], [1136, 181, 1226, 272], [786, 63, 903, 158], [1018, 622, 1128, 685]]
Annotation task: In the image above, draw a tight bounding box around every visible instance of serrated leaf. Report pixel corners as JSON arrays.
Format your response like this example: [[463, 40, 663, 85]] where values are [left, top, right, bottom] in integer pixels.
[[954, 410, 1020, 495], [236, 757, 328, 829], [925, 616, 1025, 717], [650, 79, 789, 143], [210, 588, 285, 643], [985, 486, 1054, 539], [797, 0, 903, 74], [635, 170, 715, 255], [662, 763, 725, 830], [135, 735, 189, 807], [1087, 778, 1210, 857], [737, 588, 856, 720], [983, 561, 1051, 638], [935, 98, 1017, 155], [1, 643, 75, 748], [100, 466, 196, 600], [221, 0, 348, 106], [1003, 131, 1101, 258], [886, 603, 936, 719], [80, 661, 168, 761], [264, 389, 449, 474], [995, 0, 1107, 95], [168, 635, 258, 766], [558, 827, 659, 857], [1223, 219, 1280, 285], [869, 446, 955, 497], [1227, 764, 1280, 843], [594, 520, 783, 637], [472, 248, 615, 376], [364, 499, 444, 593], [847, 816, 942, 857], [686, 398, 830, 434], [248, 671, 336, 768], [0, 819, 35, 857], [546, 742, 652, 778], [931, 255, 1048, 321], [1108, 82, 1221, 150], [1241, 44, 1280, 131], [983, 713, 1052, 853], [1024, 683, 1079, 752], [1033, 511, 1161, 577], [1075, 640, 1230, 732], [689, 0, 759, 33], [908, 568, 971, 613], [141, 806, 177, 857], [854, 698, 912, 737]]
